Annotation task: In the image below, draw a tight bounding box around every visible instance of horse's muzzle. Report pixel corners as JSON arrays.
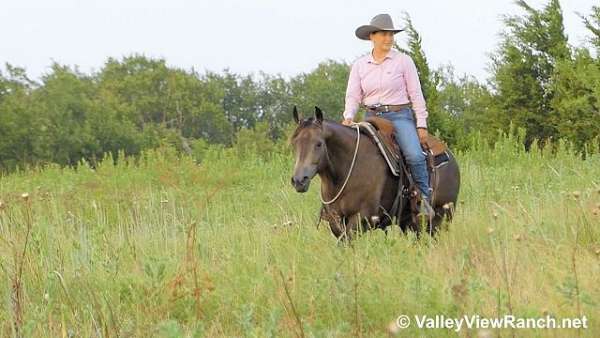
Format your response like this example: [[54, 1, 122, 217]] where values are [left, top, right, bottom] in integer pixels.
[[291, 176, 310, 192]]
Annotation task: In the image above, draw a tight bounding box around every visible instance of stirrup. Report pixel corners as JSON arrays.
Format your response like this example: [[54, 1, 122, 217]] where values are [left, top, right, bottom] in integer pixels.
[[416, 196, 435, 222]]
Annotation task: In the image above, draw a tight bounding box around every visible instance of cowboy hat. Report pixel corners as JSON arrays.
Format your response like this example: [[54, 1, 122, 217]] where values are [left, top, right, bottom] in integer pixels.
[[355, 14, 404, 40]]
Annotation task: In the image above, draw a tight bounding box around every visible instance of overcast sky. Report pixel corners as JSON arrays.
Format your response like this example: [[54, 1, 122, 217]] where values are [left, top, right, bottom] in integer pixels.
[[1, 0, 597, 83]]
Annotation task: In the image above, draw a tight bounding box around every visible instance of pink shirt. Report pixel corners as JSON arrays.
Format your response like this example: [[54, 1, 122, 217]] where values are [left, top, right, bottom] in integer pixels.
[[342, 48, 429, 128]]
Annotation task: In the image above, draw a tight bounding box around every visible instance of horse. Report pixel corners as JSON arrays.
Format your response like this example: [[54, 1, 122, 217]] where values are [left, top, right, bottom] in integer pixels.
[[289, 105, 460, 240]]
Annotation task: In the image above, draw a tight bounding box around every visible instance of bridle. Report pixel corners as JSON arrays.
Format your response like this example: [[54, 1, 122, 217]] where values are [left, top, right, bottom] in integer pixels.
[[320, 123, 361, 205]]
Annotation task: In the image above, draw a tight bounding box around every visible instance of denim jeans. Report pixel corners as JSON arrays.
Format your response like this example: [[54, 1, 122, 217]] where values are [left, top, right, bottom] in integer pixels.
[[366, 107, 432, 203]]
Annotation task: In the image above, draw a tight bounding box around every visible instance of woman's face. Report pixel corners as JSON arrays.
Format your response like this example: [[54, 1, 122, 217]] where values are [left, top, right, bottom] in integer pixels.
[[369, 31, 395, 50]]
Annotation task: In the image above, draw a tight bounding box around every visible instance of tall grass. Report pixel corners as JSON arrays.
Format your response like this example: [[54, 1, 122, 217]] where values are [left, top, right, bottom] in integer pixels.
[[0, 129, 599, 337]]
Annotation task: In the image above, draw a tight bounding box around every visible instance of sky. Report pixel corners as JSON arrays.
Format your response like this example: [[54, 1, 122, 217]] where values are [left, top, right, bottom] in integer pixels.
[[1, 0, 597, 83]]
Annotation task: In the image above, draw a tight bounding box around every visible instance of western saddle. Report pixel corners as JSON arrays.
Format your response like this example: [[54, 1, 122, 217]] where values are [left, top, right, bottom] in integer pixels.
[[356, 116, 451, 205], [363, 116, 448, 158]]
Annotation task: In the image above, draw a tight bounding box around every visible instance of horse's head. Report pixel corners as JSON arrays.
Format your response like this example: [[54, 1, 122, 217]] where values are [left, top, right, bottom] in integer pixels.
[[289, 105, 330, 192]]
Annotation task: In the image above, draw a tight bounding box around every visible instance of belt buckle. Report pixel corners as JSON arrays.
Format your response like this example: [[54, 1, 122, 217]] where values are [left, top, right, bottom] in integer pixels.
[[369, 103, 384, 116]]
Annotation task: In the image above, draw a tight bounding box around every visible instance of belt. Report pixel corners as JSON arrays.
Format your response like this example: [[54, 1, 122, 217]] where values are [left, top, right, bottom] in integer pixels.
[[366, 103, 411, 114]]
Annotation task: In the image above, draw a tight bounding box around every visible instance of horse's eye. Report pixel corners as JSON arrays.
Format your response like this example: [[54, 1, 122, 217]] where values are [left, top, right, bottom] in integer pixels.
[[315, 141, 322, 148]]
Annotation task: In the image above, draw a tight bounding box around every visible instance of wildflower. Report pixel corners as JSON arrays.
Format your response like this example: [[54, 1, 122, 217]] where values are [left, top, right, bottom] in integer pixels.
[[21, 192, 29, 201], [571, 191, 581, 199], [387, 320, 401, 336], [477, 329, 493, 338], [487, 227, 495, 235]]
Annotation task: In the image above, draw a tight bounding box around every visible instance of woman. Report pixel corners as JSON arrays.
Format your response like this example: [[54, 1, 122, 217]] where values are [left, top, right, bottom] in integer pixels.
[[341, 13, 434, 221]]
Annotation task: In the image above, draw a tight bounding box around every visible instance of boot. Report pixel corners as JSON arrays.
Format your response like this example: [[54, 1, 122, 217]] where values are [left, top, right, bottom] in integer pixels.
[[416, 193, 435, 229]]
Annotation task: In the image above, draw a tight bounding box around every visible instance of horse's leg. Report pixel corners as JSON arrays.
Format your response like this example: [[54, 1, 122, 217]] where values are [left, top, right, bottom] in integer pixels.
[[431, 202, 456, 234], [327, 214, 358, 242], [338, 212, 371, 241], [408, 218, 422, 240], [330, 206, 381, 241], [328, 217, 346, 239], [322, 206, 380, 239]]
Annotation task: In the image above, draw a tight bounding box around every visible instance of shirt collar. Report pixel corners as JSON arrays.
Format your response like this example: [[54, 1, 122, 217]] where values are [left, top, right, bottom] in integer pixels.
[[367, 48, 397, 64]]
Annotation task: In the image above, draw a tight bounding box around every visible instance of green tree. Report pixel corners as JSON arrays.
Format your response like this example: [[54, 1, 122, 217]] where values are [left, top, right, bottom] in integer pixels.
[[490, 0, 571, 148], [254, 72, 294, 140], [434, 65, 497, 148], [289, 60, 348, 121], [579, 5, 600, 53], [98, 54, 232, 144], [551, 49, 600, 155], [31, 63, 102, 166], [0, 64, 40, 171], [394, 13, 460, 144]]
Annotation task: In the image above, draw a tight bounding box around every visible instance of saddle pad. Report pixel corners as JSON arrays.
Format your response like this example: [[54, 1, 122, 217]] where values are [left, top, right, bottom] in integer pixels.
[[356, 121, 401, 176], [362, 116, 399, 155]]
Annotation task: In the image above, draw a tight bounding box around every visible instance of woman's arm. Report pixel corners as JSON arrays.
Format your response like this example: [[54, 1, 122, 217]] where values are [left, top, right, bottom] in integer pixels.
[[402, 55, 429, 129], [342, 61, 363, 121]]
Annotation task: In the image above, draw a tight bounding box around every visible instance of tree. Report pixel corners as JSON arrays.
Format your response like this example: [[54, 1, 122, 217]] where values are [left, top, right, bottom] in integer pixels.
[[551, 49, 600, 154], [394, 13, 460, 144], [490, 0, 571, 148], [98, 55, 233, 144], [289, 60, 348, 121], [434, 65, 497, 148], [254, 72, 294, 140], [579, 6, 600, 53], [0, 64, 40, 171]]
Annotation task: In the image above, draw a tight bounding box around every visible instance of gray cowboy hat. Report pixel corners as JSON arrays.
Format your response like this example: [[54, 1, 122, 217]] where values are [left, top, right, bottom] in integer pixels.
[[355, 14, 404, 40]]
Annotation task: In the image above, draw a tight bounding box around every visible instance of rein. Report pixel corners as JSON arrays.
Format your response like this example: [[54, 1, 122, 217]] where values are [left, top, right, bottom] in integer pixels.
[[320, 123, 361, 205]]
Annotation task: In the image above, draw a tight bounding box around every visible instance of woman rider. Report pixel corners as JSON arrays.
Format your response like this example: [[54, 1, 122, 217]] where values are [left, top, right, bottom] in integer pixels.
[[341, 13, 435, 221]]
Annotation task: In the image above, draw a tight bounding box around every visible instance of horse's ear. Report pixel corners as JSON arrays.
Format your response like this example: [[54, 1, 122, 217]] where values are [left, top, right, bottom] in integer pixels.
[[293, 105, 300, 124], [314, 106, 323, 124]]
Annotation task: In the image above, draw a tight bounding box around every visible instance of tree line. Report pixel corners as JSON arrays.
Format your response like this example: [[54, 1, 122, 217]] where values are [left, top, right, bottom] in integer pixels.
[[1, 0, 599, 173]]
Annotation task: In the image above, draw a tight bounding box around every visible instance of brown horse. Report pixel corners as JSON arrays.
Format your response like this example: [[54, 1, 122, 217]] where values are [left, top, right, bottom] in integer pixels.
[[290, 106, 460, 240]]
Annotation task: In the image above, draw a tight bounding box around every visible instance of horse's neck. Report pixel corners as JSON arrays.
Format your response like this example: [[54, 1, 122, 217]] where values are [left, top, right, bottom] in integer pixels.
[[319, 121, 358, 186]]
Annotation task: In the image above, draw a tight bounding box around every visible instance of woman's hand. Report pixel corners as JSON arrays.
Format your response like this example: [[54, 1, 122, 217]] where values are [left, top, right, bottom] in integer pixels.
[[341, 118, 354, 126], [417, 127, 429, 145]]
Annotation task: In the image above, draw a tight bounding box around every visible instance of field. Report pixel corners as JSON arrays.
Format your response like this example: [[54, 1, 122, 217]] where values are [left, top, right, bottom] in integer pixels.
[[1, 132, 599, 337]]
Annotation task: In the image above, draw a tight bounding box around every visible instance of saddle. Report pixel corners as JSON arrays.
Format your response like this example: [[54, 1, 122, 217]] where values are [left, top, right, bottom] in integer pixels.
[[361, 116, 450, 168], [358, 116, 451, 207]]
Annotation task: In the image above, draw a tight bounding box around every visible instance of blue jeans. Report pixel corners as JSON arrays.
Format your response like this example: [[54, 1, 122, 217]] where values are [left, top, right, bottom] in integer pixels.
[[367, 107, 432, 203]]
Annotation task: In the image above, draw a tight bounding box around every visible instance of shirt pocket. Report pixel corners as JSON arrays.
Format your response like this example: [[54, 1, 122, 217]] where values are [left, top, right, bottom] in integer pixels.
[[382, 65, 405, 90]]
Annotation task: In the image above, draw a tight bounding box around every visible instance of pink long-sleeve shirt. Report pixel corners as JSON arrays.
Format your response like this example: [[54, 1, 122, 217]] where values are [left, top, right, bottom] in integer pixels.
[[342, 48, 429, 128]]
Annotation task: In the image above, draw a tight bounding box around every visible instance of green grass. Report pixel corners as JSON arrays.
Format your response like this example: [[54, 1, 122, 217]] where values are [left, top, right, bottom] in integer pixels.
[[1, 133, 599, 337]]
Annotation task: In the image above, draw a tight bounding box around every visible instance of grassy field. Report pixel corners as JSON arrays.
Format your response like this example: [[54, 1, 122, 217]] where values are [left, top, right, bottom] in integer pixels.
[[1, 132, 599, 337]]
